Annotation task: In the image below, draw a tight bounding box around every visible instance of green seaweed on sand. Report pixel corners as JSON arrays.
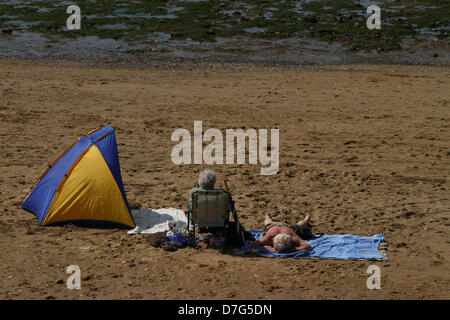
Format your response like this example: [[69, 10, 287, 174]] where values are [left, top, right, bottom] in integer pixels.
[[0, 0, 448, 52]]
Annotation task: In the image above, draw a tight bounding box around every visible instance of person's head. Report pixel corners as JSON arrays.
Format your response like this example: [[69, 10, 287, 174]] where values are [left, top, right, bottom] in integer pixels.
[[198, 169, 216, 190], [273, 233, 292, 252]]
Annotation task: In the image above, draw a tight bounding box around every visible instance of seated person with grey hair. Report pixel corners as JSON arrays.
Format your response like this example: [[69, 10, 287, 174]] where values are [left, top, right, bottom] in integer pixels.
[[189, 168, 220, 201], [189, 169, 228, 233], [247, 213, 313, 253]]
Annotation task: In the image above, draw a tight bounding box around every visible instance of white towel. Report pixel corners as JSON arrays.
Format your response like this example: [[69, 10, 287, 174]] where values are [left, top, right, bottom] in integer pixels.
[[127, 208, 188, 234]]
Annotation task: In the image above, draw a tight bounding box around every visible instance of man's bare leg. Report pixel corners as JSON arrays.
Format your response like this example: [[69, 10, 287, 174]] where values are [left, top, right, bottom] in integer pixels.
[[297, 214, 311, 227], [264, 213, 275, 226]]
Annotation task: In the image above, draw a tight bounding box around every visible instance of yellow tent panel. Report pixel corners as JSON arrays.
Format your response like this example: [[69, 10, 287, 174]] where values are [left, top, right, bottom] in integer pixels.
[[43, 145, 135, 228]]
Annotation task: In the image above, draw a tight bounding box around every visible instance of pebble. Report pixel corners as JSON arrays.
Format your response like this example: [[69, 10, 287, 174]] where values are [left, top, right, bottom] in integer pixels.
[[1, 27, 13, 33]]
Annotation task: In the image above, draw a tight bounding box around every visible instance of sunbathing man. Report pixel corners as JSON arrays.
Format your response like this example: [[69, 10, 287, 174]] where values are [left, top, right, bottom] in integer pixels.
[[247, 213, 313, 253]]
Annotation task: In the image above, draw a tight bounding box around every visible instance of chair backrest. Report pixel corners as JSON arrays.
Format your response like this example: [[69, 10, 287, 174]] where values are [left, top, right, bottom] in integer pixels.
[[191, 189, 231, 227]]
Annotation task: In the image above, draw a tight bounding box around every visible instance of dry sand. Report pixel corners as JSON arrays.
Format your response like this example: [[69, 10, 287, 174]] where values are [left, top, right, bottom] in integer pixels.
[[0, 60, 449, 299]]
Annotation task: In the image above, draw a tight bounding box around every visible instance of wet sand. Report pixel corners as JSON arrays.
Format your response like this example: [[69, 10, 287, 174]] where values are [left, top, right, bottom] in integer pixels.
[[0, 60, 449, 299]]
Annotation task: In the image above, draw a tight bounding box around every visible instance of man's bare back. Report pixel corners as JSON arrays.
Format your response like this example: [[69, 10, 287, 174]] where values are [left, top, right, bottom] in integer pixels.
[[247, 216, 313, 253]]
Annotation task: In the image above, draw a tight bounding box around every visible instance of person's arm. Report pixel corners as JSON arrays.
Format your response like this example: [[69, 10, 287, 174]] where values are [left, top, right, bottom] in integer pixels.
[[248, 241, 278, 253], [263, 246, 278, 253], [189, 188, 200, 208], [247, 233, 273, 249], [189, 188, 195, 204], [294, 239, 312, 251]]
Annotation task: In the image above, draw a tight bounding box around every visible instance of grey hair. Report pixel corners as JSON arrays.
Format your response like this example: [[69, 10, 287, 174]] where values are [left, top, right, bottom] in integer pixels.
[[198, 169, 216, 189], [273, 233, 291, 252]]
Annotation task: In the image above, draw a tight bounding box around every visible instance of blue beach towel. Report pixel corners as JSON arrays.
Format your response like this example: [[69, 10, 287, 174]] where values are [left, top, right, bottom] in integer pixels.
[[242, 231, 387, 261]]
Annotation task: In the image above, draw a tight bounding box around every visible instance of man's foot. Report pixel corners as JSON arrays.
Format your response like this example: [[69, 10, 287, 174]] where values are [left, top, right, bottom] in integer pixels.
[[297, 214, 311, 226]]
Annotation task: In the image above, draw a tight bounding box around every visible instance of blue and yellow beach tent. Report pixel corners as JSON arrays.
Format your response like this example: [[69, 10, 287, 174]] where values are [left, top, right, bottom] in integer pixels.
[[22, 126, 135, 228]]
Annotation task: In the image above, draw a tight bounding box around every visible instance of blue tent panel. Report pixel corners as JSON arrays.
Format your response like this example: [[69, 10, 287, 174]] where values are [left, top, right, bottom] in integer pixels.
[[22, 136, 92, 223], [88, 126, 113, 143]]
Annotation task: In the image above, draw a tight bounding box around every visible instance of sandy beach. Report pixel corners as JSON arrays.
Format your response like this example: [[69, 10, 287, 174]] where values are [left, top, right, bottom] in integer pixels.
[[0, 60, 449, 299]]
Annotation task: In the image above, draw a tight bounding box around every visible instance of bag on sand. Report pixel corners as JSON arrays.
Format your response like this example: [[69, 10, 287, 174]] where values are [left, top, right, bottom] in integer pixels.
[[225, 221, 254, 246], [146, 232, 167, 248], [225, 209, 254, 247]]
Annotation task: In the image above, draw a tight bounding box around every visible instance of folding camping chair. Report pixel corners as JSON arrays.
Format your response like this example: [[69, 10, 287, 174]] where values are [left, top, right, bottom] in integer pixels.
[[186, 189, 235, 247]]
